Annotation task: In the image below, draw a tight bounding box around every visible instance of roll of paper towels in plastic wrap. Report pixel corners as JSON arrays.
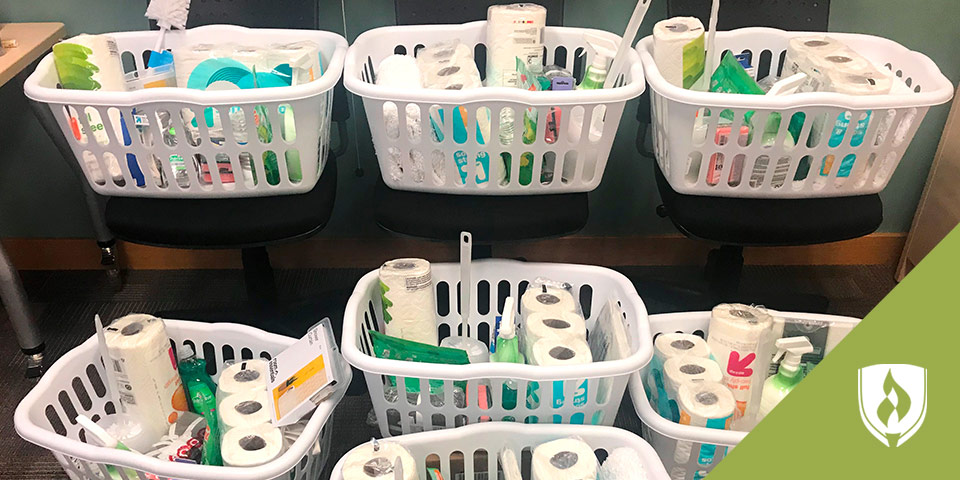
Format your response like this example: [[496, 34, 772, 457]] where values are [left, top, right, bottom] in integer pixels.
[[671, 381, 735, 476], [220, 390, 272, 429], [523, 310, 586, 359], [379, 259, 438, 345], [485, 3, 547, 87], [104, 314, 187, 435], [531, 437, 598, 480], [707, 304, 773, 422], [341, 440, 419, 480], [652, 17, 706, 89], [530, 337, 593, 366], [53, 34, 126, 91], [218, 359, 269, 397], [221, 423, 284, 467], [521, 284, 578, 317]]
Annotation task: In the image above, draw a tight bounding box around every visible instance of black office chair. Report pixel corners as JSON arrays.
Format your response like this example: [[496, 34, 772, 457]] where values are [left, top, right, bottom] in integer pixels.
[[373, 0, 589, 249], [33, 1, 350, 335], [635, 0, 881, 312]]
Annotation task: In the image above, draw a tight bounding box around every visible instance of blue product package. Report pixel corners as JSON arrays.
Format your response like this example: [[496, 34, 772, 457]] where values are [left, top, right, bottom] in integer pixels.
[[119, 114, 145, 186]]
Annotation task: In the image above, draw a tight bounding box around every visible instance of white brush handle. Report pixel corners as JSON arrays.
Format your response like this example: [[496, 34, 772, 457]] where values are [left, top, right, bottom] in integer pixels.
[[704, 0, 722, 89], [604, 0, 653, 89], [460, 231, 472, 334], [153, 27, 166, 54]]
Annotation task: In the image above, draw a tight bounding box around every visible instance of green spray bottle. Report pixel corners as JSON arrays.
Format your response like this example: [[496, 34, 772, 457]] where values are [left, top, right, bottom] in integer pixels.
[[757, 336, 813, 421]]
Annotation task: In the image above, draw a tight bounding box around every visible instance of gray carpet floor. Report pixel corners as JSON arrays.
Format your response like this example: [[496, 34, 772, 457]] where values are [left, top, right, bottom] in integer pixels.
[[0, 265, 897, 479]]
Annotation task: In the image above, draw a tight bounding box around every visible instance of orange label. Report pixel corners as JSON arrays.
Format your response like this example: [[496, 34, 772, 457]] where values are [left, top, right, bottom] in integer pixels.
[[679, 410, 692, 426]]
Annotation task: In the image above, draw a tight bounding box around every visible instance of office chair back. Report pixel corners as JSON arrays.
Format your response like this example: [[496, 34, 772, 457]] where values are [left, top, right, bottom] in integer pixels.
[[668, 0, 830, 31]]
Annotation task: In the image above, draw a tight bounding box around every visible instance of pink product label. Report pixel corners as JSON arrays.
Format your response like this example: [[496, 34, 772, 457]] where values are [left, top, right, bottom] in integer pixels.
[[726, 352, 756, 377]]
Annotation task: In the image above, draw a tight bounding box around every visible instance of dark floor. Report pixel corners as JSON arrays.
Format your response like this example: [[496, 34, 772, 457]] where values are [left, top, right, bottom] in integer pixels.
[[0, 265, 897, 479]]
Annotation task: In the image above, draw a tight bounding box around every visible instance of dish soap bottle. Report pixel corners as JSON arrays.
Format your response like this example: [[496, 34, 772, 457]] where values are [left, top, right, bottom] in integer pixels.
[[758, 336, 813, 421], [178, 345, 222, 466]]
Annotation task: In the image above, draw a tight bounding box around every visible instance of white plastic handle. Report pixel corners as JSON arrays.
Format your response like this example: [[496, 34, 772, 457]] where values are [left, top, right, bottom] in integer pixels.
[[605, 0, 653, 89], [94, 314, 122, 410], [460, 231, 472, 334]]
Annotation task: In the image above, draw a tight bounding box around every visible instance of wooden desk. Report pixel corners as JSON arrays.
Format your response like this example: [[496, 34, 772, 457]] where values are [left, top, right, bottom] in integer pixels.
[[0, 22, 65, 87], [0, 21, 64, 377]]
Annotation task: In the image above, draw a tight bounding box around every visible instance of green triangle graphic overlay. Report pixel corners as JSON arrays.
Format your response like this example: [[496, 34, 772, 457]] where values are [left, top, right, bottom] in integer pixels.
[[708, 226, 960, 478]]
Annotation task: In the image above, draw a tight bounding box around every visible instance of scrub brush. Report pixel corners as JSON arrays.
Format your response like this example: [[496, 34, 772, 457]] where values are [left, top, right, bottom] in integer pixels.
[[146, 0, 191, 52]]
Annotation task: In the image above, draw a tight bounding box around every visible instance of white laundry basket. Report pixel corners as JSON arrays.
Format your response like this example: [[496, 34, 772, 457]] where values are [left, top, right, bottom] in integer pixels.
[[637, 27, 954, 198], [344, 21, 645, 194], [24, 25, 347, 198], [342, 259, 653, 436], [629, 310, 860, 480], [14, 319, 351, 480], [330, 422, 670, 480]]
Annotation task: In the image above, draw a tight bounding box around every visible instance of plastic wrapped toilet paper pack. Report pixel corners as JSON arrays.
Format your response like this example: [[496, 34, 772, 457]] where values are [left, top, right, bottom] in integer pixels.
[[531, 436, 599, 480], [417, 41, 482, 91], [219, 390, 272, 429], [671, 381, 736, 478], [647, 333, 711, 411], [342, 440, 419, 480], [217, 359, 269, 397], [523, 310, 587, 359], [660, 356, 724, 422], [521, 284, 579, 317]]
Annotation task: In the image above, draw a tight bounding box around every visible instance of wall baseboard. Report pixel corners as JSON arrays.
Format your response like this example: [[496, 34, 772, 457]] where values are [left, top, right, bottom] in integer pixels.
[[1, 234, 906, 270]]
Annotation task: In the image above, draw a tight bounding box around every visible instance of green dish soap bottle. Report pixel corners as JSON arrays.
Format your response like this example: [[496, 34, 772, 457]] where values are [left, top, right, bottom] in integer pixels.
[[179, 345, 223, 466]]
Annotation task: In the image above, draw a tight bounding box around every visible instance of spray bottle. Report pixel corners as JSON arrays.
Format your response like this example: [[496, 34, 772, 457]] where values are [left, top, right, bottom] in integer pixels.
[[757, 336, 813, 421], [491, 297, 524, 410], [578, 34, 617, 90]]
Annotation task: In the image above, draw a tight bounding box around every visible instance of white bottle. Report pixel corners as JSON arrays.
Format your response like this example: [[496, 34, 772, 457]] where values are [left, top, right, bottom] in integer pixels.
[[758, 336, 814, 421]]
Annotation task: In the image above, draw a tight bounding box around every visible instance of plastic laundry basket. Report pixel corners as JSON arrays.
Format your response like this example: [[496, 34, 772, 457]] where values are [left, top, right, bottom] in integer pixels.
[[629, 310, 860, 480], [344, 21, 645, 194], [637, 27, 954, 198], [331, 422, 670, 480], [14, 319, 351, 480], [342, 259, 653, 437], [24, 25, 347, 198]]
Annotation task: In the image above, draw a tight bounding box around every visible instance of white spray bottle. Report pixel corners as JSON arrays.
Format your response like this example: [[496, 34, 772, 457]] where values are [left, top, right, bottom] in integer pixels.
[[757, 336, 813, 421]]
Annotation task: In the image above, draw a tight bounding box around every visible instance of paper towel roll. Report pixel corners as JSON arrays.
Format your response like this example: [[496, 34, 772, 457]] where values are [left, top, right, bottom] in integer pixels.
[[342, 440, 418, 480], [676, 381, 735, 428], [221, 423, 285, 467], [523, 311, 587, 359], [652, 17, 706, 89], [530, 337, 593, 366], [53, 34, 126, 91], [376, 55, 422, 88], [218, 359, 269, 396], [379, 259, 438, 346], [531, 437, 598, 480], [220, 390, 272, 429], [707, 304, 773, 421], [104, 314, 187, 435], [664, 356, 724, 404], [521, 285, 578, 317], [599, 447, 647, 480], [485, 3, 547, 87]]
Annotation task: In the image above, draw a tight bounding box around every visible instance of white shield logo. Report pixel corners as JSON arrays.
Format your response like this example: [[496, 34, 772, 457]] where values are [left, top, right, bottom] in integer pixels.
[[858, 364, 927, 447]]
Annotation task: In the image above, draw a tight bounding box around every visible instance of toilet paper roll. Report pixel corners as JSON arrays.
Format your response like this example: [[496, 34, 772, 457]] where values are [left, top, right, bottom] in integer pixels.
[[531, 437, 598, 480], [221, 423, 285, 467], [218, 359, 269, 396], [53, 34, 126, 91], [676, 381, 735, 429], [266, 41, 323, 85], [648, 333, 711, 418], [220, 390, 272, 429], [598, 447, 647, 480], [379, 259, 438, 346], [486, 3, 547, 87], [664, 356, 724, 405], [341, 440, 418, 480], [376, 55, 423, 89], [521, 285, 578, 317], [707, 304, 773, 421], [825, 69, 893, 95], [523, 311, 587, 359], [785, 37, 844, 71], [530, 337, 593, 366], [652, 17, 706, 89], [104, 314, 187, 435]]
